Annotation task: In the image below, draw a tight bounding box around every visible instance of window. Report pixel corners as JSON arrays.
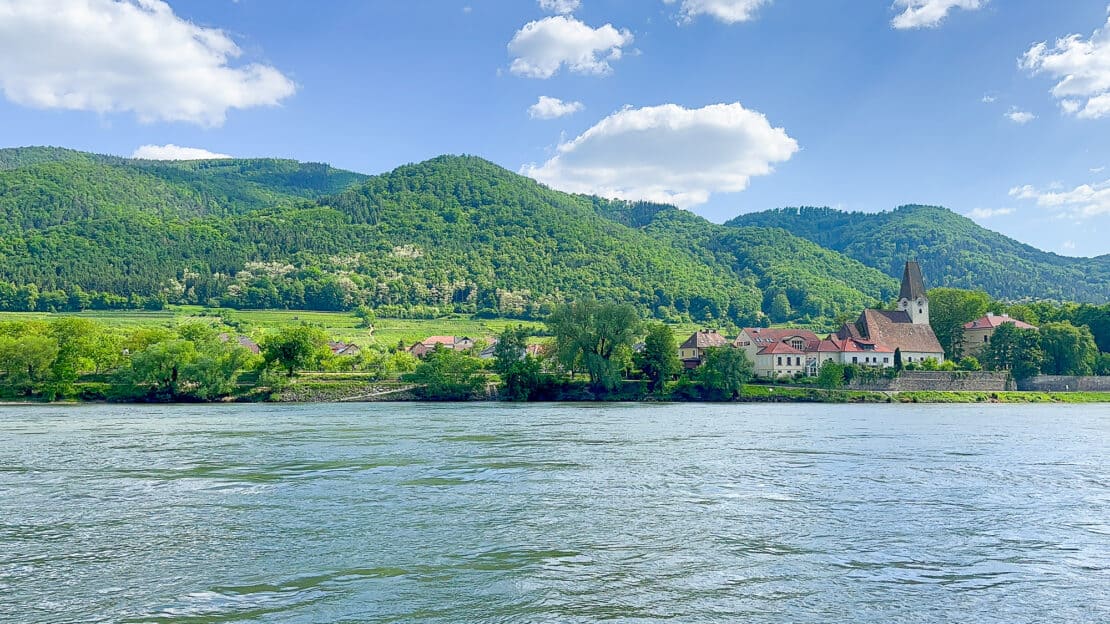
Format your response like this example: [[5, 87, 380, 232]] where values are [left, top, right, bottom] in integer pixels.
[[884, 357, 889, 363], [777, 357, 782, 365], [984, 335, 988, 343], [852, 357, 858, 363]]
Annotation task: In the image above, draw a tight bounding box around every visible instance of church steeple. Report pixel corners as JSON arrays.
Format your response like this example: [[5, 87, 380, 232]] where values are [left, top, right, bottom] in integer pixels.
[[897, 261, 929, 325]]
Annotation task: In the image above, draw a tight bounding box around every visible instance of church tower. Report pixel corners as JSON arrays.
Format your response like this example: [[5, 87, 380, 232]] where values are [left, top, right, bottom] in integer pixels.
[[897, 261, 929, 325]]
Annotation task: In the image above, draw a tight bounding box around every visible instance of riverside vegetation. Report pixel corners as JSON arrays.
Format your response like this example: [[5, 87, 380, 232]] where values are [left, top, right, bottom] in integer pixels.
[[0, 294, 1107, 404]]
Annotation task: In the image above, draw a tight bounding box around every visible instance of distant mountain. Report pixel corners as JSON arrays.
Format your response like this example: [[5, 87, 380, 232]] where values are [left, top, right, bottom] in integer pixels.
[[0, 148, 896, 323], [726, 205, 1110, 303]]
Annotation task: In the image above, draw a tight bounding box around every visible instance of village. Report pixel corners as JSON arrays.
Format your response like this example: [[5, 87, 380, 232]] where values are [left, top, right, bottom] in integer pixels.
[[399, 262, 1036, 384]]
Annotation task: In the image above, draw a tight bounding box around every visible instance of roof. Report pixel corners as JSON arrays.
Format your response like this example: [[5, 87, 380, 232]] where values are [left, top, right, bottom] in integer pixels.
[[420, 336, 458, 346], [963, 314, 1038, 331], [819, 335, 894, 354], [757, 342, 805, 355], [738, 328, 821, 351], [680, 330, 729, 350], [858, 309, 944, 355], [899, 261, 927, 301]]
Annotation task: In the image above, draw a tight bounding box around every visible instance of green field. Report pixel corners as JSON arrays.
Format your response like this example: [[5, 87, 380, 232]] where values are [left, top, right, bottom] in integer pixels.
[[0, 307, 551, 350]]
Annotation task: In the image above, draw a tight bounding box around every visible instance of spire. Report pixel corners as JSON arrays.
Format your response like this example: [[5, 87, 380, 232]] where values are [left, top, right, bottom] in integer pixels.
[[899, 261, 926, 301]]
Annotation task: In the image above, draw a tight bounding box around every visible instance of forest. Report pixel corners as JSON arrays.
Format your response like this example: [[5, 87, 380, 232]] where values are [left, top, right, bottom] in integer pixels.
[[0, 147, 1106, 331], [727, 205, 1110, 302]]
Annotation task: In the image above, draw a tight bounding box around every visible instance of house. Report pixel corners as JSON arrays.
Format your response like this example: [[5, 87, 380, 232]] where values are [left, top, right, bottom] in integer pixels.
[[409, 336, 477, 358], [218, 333, 261, 354], [835, 261, 945, 364], [734, 328, 820, 378], [961, 313, 1038, 357], [678, 329, 729, 369], [329, 341, 361, 357], [478, 339, 500, 359], [813, 335, 895, 375]]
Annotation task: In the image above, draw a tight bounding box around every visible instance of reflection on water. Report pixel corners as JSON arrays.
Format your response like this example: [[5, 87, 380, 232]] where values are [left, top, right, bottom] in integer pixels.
[[0, 402, 1107, 622]]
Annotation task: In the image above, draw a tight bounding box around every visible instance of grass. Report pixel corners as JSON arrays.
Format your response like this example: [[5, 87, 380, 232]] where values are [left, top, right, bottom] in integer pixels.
[[0, 307, 544, 349]]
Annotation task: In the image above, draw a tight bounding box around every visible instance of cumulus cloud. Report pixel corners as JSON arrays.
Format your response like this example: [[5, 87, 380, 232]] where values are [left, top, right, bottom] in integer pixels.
[[522, 102, 799, 208], [529, 96, 584, 119], [1005, 107, 1035, 124], [538, 0, 580, 14], [981, 94, 997, 103], [1010, 179, 1110, 219], [508, 16, 633, 79], [131, 144, 231, 160], [891, 0, 985, 30], [0, 0, 296, 127], [965, 207, 1014, 219], [1021, 11, 1110, 119], [663, 0, 771, 24]]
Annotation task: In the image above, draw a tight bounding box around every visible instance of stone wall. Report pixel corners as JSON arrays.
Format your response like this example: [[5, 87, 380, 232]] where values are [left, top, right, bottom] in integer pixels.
[[850, 371, 1011, 392], [1017, 376, 1110, 392]]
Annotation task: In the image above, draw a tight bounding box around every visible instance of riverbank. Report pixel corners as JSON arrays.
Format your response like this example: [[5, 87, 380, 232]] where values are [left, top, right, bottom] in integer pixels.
[[5, 382, 1109, 405]]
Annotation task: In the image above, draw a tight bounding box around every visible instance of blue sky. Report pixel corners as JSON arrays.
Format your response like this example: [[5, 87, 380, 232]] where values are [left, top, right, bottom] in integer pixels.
[[1, 0, 1109, 257]]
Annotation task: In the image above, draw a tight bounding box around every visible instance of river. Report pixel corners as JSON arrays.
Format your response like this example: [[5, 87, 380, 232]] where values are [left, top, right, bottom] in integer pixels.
[[1, 403, 1107, 623]]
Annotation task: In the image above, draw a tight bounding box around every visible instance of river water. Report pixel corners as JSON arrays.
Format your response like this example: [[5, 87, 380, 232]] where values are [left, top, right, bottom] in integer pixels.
[[0, 403, 1107, 623]]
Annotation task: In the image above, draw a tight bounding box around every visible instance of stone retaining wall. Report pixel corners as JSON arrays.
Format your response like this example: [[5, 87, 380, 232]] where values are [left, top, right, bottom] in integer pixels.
[[850, 371, 1011, 392], [1017, 376, 1110, 392]]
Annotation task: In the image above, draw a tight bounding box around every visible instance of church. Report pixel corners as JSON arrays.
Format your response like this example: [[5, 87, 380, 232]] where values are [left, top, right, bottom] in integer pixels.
[[833, 261, 946, 365]]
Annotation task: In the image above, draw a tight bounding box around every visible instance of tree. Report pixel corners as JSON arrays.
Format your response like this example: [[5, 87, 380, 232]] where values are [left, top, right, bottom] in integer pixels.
[[0, 334, 58, 396], [769, 292, 793, 323], [635, 323, 681, 393], [894, 348, 903, 371], [696, 347, 753, 400], [126, 339, 197, 398], [262, 325, 329, 377], [1040, 321, 1098, 376], [817, 360, 845, 389], [546, 300, 641, 393], [354, 305, 376, 330], [404, 346, 486, 400], [493, 326, 543, 401], [48, 318, 102, 396], [982, 323, 1043, 380], [928, 288, 991, 359]]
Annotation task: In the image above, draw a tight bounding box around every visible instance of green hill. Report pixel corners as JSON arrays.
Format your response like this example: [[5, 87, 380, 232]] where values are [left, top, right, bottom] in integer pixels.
[[726, 205, 1110, 303], [0, 148, 897, 324]]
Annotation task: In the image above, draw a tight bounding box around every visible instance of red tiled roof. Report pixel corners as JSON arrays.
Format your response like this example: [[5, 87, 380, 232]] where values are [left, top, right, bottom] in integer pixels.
[[680, 330, 729, 350], [738, 328, 821, 351], [757, 342, 805, 355], [858, 309, 944, 355], [963, 314, 1037, 330], [421, 336, 457, 346]]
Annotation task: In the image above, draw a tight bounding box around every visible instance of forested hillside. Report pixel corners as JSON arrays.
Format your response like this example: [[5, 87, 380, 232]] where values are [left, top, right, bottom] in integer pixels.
[[726, 205, 1110, 303], [0, 148, 899, 325]]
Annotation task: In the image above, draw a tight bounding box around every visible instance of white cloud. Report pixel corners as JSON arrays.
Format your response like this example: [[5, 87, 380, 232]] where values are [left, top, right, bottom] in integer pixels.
[[1005, 107, 1035, 124], [538, 0, 580, 14], [529, 96, 584, 119], [663, 0, 771, 24], [131, 144, 231, 160], [522, 102, 799, 208], [508, 16, 633, 79], [1062, 240, 1077, 250], [0, 0, 295, 127], [1010, 179, 1110, 219], [965, 207, 1014, 219], [891, 0, 985, 30], [1092, 166, 1106, 173], [1021, 11, 1110, 119], [981, 94, 997, 103]]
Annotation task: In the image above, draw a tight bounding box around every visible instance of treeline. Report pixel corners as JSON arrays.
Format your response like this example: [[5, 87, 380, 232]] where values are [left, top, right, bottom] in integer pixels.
[[928, 288, 1110, 378], [0, 149, 903, 326], [728, 205, 1110, 303]]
